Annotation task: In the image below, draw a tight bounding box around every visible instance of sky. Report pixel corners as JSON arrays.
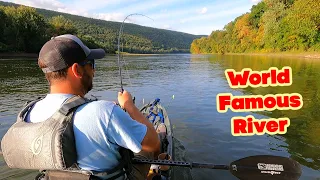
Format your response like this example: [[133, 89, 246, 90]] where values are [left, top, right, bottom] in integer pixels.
[[3, 0, 262, 35]]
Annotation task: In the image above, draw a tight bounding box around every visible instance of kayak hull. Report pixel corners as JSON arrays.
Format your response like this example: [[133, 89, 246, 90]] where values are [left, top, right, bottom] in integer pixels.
[[140, 98, 173, 180]]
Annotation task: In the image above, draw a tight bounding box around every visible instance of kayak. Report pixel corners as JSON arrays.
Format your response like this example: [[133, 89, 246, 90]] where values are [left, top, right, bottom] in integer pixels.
[[140, 98, 174, 180]]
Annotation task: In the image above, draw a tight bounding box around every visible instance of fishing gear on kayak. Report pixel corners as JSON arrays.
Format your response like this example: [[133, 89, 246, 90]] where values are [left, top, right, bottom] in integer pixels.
[[146, 98, 165, 123], [140, 98, 172, 179], [133, 155, 302, 180]]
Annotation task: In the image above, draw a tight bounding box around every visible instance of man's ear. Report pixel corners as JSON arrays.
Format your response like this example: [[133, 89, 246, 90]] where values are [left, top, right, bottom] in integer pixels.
[[70, 63, 83, 78]]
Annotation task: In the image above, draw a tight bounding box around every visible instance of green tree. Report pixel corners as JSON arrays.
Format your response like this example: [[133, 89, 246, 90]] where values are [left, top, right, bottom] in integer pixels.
[[249, 1, 267, 29], [0, 7, 8, 51], [261, 0, 288, 51], [280, 0, 320, 51], [190, 0, 319, 54], [3, 6, 48, 52], [222, 21, 238, 52], [49, 15, 77, 36], [280, 0, 296, 8], [190, 39, 201, 54], [0, 8, 6, 41]]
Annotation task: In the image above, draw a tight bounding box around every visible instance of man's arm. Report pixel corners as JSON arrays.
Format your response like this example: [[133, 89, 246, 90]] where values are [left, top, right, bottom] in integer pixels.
[[118, 91, 160, 154]]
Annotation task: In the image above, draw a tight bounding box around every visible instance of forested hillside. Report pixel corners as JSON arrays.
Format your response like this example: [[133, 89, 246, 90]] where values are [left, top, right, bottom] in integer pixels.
[[0, 1, 203, 54], [191, 0, 320, 54]]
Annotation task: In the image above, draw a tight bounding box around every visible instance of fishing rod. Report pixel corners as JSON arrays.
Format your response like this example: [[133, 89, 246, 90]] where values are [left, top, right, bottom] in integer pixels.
[[117, 13, 153, 93], [0, 152, 302, 180], [133, 155, 302, 180]]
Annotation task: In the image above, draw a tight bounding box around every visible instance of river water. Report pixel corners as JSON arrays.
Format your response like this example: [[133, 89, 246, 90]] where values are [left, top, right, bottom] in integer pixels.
[[0, 54, 320, 179]]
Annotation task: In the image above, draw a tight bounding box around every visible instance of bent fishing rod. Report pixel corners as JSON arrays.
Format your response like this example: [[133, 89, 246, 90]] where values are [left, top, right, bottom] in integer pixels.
[[117, 13, 153, 93], [133, 155, 302, 180]]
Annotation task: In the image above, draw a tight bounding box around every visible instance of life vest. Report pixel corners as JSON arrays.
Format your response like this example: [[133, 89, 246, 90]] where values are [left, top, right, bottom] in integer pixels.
[[1, 96, 133, 180]]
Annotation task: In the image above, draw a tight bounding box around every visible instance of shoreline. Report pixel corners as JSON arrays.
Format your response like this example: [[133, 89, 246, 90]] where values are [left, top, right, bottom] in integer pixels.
[[1, 52, 320, 59], [0, 53, 38, 59], [224, 52, 320, 59], [0, 52, 186, 59]]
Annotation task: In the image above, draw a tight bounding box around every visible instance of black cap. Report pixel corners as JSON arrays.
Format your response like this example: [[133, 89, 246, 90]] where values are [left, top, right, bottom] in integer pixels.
[[38, 34, 105, 73]]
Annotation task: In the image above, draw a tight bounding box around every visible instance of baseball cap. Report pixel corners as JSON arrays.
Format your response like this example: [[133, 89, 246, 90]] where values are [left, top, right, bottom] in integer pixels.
[[38, 34, 105, 73]]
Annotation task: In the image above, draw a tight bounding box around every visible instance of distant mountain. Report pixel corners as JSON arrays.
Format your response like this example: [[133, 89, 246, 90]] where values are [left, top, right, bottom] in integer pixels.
[[0, 1, 205, 54]]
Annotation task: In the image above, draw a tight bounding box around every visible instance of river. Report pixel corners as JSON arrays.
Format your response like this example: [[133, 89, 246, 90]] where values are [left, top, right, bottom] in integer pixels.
[[0, 54, 319, 179]]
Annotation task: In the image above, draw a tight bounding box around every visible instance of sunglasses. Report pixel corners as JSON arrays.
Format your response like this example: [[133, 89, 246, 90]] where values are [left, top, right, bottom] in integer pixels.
[[79, 59, 95, 69]]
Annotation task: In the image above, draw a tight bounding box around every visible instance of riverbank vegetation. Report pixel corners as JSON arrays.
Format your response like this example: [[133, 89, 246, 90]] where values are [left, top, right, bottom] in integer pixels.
[[190, 0, 320, 54], [0, 1, 203, 54]]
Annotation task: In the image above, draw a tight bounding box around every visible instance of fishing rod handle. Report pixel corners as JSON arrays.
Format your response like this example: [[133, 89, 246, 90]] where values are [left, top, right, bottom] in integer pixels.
[[191, 163, 229, 170], [132, 158, 191, 168], [132, 158, 229, 170]]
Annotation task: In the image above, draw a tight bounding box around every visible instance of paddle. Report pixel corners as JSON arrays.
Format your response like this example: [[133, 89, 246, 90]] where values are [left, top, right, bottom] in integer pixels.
[[132, 155, 302, 180]]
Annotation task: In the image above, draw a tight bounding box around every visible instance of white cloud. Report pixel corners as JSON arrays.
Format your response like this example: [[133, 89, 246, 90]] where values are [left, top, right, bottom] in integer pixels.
[[93, 13, 125, 22], [200, 7, 208, 14], [180, 19, 186, 24], [251, 0, 261, 4], [163, 24, 171, 29], [10, 0, 64, 11], [5, 0, 87, 16]]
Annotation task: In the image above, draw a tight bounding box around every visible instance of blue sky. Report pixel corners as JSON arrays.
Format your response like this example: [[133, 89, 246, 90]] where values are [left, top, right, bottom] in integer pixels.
[[3, 0, 261, 35]]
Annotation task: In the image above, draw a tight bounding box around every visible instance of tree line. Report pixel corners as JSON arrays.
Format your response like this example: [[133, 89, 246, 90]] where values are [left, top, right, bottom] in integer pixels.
[[0, 1, 203, 54], [0, 6, 81, 53], [190, 0, 320, 54]]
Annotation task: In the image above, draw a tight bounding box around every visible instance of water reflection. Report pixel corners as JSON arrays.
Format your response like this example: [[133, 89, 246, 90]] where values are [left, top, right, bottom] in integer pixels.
[[200, 55, 320, 171], [1, 55, 320, 179]]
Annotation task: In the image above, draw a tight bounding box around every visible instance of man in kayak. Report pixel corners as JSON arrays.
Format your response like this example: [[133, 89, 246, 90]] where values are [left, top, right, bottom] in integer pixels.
[[1, 34, 160, 180]]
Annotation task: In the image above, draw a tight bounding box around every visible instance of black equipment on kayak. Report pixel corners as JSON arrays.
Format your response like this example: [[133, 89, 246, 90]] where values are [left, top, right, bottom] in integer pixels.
[[132, 155, 302, 180]]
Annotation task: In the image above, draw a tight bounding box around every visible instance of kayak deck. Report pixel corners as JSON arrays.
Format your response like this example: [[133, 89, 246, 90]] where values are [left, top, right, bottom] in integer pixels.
[[140, 98, 173, 180]]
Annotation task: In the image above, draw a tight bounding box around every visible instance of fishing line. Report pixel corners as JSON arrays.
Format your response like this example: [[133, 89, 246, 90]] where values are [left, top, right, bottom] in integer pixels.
[[122, 55, 133, 90], [117, 13, 154, 93]]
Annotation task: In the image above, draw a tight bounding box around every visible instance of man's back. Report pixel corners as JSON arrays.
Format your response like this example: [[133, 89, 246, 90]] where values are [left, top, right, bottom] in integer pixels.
[[26, 94, 147, 172]]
